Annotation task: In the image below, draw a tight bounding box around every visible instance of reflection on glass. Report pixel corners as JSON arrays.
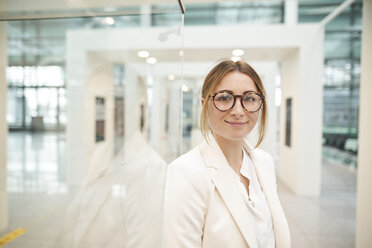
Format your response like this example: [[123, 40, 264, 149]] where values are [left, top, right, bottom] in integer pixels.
[[5, 4, 184, 247], [7, 132, 67, 194]]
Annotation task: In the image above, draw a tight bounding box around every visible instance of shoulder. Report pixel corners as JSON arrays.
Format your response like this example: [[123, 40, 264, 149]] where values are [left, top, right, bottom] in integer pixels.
[[168, 145, 205, 172], [166, 145, 211, 189]]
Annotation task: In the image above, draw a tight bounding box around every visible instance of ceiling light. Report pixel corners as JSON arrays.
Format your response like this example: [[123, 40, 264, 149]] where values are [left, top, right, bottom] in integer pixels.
[[231, 56, 241, 62], [232, 49, 244, 56], [146, 57, 157, 64], [182, 85, 189, 92], [102, 17, 115, 25], [168, 74, 175, 80], [137, 50, 150, 58]]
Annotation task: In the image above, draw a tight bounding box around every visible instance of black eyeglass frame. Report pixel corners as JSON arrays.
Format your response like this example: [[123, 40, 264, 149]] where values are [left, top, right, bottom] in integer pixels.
[[209, 90, 265, 113]]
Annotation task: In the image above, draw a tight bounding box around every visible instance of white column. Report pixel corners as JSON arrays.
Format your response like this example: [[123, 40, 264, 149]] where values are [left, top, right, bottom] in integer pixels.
[[124, 65, 140, 141], [66, 32, 87, 186], [150, 78, 167, 157], [83, 54, 115, 184], [356, 0, 372, 247], [285, 0, 298, 25], [140, 4, 152, 27], [279, 26, 324, 196], [66, 50, 115, 186], [0, 0, 8, 232], [167, 81, 182, 161]]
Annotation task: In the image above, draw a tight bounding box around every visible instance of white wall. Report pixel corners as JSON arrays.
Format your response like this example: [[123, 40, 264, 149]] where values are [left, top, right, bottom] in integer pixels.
[[246, 62, 279, 160], [356, 0, 372, 247], [66, 24, 324, 195], [0, 0, 8, 232], [280, 26, 324, 196], [280, 50, 300, 192], [83, 52, 115, 185], [66, 51, 115, 186]]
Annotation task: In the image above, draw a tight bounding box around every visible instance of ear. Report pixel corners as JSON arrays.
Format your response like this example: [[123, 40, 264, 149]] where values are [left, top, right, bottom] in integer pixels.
[[201, 98, 205, 106]]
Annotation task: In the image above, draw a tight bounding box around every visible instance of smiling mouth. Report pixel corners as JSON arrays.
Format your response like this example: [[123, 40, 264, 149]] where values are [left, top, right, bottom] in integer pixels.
[[225, 120, 249, 126]]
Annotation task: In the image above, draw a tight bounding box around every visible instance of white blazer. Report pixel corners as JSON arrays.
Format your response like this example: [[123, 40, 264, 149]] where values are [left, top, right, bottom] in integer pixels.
[[163, 135, 291, 248]]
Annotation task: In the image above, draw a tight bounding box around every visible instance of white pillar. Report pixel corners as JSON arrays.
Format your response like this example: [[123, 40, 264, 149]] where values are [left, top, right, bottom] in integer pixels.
[[279, 26, 324, 196], [124, 65, 140, 141], [0, 0, 8, 232], [167, 81, 182, 161], [356, 0, 372, 247], [150, 78, 167, 157], [285, 0, 298, 25], [66, 50, 115, 186], [140, 4, 152, 27]]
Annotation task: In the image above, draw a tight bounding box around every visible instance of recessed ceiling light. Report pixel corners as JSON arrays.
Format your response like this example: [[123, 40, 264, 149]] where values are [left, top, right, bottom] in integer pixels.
[[232, 49, 244, 56], [231, 56, 241, 62], [168, 74, 175, 80], [137, 50, 150, 58], [102, 17, 115, 25], [146, 57, 157, 64], [182, 85, 189, 92]]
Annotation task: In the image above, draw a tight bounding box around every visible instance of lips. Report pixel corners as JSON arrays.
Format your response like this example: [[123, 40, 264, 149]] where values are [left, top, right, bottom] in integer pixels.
[[224, 120, 248, 126]]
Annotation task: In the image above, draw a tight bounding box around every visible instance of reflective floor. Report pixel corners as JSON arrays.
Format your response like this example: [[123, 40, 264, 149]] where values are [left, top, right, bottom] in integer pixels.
[[1, 131, 357, 248]]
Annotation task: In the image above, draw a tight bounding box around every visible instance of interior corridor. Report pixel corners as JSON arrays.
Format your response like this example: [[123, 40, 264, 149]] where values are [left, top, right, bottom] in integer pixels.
[[0, 131, 356, 248]]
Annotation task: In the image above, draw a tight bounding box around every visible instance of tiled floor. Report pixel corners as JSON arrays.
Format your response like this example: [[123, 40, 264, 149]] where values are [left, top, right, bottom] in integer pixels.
[[279, 159, 356, 248], [1, 132, 357, 248]]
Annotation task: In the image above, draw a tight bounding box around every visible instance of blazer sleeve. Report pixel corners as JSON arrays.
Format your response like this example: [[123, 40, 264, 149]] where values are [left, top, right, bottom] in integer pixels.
[[163, 155, 211, 248]]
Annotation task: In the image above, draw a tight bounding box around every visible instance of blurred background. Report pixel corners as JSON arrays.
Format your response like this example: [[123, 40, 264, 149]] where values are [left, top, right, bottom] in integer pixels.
[[0, 0, 371, 247]]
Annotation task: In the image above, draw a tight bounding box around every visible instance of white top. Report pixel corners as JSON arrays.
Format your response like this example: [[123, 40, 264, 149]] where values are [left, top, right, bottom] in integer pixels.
[[228, 149, 275, 248]]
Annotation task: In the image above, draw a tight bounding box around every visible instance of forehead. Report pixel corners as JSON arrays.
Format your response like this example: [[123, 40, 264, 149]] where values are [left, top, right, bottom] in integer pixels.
[[214, 71, 257, 93]]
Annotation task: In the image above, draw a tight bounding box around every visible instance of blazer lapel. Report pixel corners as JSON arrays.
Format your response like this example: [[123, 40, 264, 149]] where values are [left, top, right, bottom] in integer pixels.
[[199, 136, 258, 248], [243, 141, 290, 248]]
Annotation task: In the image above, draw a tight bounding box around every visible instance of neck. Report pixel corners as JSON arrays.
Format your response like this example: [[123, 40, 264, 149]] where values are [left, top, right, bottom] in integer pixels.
[[213, 134, 244, 174]]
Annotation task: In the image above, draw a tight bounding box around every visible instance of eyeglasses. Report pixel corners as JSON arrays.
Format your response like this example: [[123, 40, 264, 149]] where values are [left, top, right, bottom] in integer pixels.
[[210, 90, 264, 112]]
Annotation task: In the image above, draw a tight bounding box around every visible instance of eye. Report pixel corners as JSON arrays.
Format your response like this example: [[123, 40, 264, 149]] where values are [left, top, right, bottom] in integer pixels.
[[243, 94, 259, 103], [215, 93, 233, 102]]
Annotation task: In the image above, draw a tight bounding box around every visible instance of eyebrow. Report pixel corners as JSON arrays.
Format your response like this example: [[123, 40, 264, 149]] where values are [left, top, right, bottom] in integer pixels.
[[215, 89, 259, 95]]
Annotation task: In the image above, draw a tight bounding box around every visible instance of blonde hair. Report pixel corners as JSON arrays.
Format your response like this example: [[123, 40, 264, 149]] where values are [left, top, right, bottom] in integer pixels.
[[200, 59, 267, 148]]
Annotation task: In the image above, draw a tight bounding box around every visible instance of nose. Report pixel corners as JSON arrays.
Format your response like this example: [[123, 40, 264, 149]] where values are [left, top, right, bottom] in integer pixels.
[[230, 97, 245, 116]]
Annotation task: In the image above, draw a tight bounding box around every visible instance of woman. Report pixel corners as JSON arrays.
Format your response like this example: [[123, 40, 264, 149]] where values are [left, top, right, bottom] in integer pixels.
[[163, 60, 291, 248]]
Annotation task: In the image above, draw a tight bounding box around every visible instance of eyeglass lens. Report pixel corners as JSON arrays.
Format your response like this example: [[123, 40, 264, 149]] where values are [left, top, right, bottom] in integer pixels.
[[213, 92, 262, 112]]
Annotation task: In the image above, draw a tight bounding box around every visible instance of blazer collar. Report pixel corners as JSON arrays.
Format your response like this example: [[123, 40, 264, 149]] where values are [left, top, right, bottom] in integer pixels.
[[199, 134, 259, 248], [200, 135, 290, 248]]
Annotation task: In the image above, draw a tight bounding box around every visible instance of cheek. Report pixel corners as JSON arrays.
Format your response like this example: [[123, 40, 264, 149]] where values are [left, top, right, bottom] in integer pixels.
[[207, 106, 225, 126], [249, 112, 260, 124]]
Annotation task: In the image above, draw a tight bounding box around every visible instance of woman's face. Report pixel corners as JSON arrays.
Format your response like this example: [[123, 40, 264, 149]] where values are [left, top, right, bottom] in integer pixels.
[[204, 71, 260, 142]]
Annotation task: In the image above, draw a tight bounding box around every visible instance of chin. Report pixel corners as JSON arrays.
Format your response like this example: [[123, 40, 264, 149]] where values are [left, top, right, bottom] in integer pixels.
[[222, 133, 248, 141]]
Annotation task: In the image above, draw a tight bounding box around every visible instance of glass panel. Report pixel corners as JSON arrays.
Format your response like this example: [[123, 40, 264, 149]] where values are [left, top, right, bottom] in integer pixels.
[[184, 4, 216, 25], [326, 11, 351, 30], [58, 88, 66, 125], [325, 32, 351, 58], [6, 87, 24, 127], [184, 1, 283, 26], [324, 59, 352, 87], [4, 6, 183, 247], [37, 88, 58, 125], [352, 34, 361, 58]]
